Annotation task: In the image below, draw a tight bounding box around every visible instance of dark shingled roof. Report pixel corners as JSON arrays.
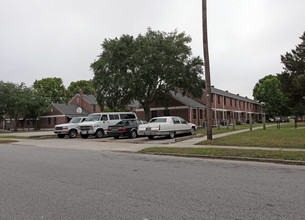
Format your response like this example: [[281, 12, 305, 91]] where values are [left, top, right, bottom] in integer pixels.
[[170, 91, 206, 108], [211, 87, 261, 105], [52, 103, 89, 117], [83, 95, 98, 105]]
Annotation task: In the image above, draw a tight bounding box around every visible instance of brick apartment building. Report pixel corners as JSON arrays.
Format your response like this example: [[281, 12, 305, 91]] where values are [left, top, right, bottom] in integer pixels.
[[39, 90, 102, 129], [136, 87, 264, 126], [0, 87, 264, 130]]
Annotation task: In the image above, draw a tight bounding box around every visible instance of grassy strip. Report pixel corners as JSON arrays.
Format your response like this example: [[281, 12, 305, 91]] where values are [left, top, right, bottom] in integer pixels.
[[0, 135, 55, 140], [140, 147, 305, 162], [197, 126, 305, 149], [0, 135, 30, 139], [0, 139, 17, 143], [195, 123, 274, 136]]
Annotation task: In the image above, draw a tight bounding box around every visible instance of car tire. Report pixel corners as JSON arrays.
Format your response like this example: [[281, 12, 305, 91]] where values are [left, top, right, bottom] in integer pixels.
[[113, 136, 120, 139], [57, 134, 65, 138], [69, 129, 77, 138], [95, 129, 104, 138], [148, 135, 154, 140], [190, 127, 195, 135], [81, 134, 89, 139], [130, 130, 137, 139], [168, 131, 175, 139]]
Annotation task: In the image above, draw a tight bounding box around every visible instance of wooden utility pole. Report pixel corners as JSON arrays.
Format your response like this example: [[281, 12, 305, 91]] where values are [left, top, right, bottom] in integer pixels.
[[202, 0, 213, 140]]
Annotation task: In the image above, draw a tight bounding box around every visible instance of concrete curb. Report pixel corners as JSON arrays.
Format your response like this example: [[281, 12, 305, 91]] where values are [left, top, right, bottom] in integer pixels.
[[144, 152, 305, 166]]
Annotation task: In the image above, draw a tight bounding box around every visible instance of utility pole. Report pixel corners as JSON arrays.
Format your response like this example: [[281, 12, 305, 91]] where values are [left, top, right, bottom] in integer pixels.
[[202, 0, 213, 140]]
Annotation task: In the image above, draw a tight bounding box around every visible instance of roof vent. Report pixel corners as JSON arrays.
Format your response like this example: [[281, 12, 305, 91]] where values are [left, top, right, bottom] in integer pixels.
[[226, 90, 228, 93]]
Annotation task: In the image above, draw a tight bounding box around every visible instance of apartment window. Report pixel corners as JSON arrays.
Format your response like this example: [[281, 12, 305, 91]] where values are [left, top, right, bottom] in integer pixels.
[[200, 109, 203, 119], [218, 95, 220, 105], [93, 104, 96, 112], [224, 97, 227, 105], [48, 118, 51, 125], [164, 109, 170, 116], [152, 111, 157, 118], [54, 117, 56, 125], [230, 98, 232, 106], [193, 109, 196, 120], [235, 100, 237, 107]]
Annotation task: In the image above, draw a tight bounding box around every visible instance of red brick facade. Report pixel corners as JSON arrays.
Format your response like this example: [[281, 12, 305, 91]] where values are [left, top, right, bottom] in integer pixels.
[[136, 89, 264, 127]]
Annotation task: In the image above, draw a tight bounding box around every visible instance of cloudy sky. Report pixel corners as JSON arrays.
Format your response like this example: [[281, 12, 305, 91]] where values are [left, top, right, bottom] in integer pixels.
[[1, 0, 304, 98]]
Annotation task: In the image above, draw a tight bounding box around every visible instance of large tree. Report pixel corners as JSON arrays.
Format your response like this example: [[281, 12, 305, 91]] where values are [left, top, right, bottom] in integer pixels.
[[0, 81, 30, 130], [67, 80, 95, 98], [33, 77, 67, 104], [253, 75, 289, 118], [278, 32, 305, 117], [91, 28, 205, 121]]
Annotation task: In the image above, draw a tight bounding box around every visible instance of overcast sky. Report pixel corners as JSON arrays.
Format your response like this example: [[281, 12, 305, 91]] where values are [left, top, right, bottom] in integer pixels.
[[1, 0, 304, 98]]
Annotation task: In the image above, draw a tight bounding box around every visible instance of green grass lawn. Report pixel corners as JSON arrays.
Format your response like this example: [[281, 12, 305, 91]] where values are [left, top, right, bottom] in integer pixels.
[[140, 147, 305, 163], [195, 123, 273, 136], [197, 125, 305, 149], [0, 139, 17, 143]]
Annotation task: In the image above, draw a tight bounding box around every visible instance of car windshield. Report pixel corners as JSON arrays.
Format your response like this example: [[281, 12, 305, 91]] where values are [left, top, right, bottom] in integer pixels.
[[116, 120, 135, 125], [85, 115, 100, 121], [69, 117, 82, 123], [149, 118, 167, 123]]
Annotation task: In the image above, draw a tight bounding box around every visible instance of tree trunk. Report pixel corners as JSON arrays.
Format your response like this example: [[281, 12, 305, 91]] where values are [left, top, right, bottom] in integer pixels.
[[143, 103, 151, 122], [14, 116, 18, 131]]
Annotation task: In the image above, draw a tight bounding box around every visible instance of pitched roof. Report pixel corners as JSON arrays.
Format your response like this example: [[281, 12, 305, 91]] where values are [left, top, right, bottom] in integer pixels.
[[52, 103, 89, 117], [170, 91, 206, 108], [83, 94, 98, 105], [211, 87, 260, 105]]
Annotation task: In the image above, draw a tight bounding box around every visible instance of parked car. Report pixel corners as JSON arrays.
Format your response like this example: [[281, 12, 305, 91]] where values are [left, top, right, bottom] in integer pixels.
[[138, 116, 197, 139], [295, 118, 304, 122], [54, 117, 86, 138], [79, 112, 137, 139], [107, 119, 147, 139]]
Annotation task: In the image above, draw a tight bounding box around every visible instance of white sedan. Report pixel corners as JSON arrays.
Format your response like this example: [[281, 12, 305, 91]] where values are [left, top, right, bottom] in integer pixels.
[[138, 116, 197, 139]]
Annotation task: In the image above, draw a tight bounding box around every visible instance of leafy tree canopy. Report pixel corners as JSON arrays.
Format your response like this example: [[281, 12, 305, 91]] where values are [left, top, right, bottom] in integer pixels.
[[67, 80, 95, 98], [91, 28, 205, 120], [253, 75, 289, 117], [278, 32, 305, 116], [33, 77, 67, 104], [0, 81, 45, 130]]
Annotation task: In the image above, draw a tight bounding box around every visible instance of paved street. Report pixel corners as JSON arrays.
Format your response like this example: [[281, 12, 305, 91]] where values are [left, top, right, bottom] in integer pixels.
[[1, 143, 305, 219]]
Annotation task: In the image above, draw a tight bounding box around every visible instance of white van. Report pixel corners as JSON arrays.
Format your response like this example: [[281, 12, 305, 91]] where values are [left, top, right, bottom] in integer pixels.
[[78, 112, 137, 138]]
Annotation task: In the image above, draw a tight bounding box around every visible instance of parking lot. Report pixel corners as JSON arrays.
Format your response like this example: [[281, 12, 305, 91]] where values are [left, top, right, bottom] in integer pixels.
[[1, 130, 205, 152]]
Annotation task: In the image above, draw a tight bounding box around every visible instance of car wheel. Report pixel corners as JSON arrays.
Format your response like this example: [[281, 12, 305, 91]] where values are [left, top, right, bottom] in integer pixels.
[[190, 127, 195, 135], [95, 129, 104, 138], [69, 129, 77, 138], [113, 136, 120, 139], [57, 134, 65, 138], [148, 135, 154, 140], [81, 134, 89, 139], [130, 130, 137, 139], [168, 131, 175, 139]]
